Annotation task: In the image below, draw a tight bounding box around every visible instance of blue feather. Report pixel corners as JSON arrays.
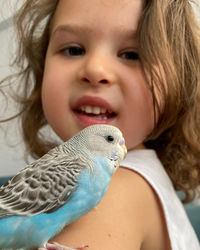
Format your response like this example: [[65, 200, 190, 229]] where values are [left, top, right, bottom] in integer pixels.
[[0, 156, 111, 249], [0, 124, 126, 249]]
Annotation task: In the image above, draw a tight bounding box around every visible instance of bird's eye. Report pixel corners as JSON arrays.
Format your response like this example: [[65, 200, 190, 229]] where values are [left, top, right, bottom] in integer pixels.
[[106, 135, 114, 142]]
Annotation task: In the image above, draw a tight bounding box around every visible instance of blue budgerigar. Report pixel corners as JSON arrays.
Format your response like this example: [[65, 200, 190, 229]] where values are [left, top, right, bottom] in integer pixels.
[[0, 124, 127, 250]]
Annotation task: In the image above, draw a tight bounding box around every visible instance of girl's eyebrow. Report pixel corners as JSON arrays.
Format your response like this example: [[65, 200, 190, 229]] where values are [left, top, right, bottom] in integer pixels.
[[52, 24, 93, 37], [51, 24, 137, 40]]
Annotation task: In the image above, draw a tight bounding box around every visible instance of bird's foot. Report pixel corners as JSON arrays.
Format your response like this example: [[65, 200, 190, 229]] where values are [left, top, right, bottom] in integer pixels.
[[39, 241, 89, 250]]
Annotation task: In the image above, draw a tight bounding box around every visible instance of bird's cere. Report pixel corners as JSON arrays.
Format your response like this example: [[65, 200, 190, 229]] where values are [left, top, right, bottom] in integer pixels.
[[119, 137, 125, 145]]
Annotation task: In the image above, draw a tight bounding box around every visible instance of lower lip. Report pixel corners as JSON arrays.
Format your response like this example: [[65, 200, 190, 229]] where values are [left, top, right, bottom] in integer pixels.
[[74, 112, 115, 127]]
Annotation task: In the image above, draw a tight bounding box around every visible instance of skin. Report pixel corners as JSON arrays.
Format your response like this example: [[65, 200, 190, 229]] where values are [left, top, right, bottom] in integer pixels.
[[42, 0, 154, 151], [41, 0, 171, 249], [51, 168, 171, 250]]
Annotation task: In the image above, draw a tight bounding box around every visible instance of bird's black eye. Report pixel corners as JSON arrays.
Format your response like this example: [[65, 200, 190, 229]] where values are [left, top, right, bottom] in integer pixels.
[[106, 135, 114, 142]]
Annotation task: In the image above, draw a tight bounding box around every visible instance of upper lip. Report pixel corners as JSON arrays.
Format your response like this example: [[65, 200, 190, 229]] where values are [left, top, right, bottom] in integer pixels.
[[73, 96, 116, 114]]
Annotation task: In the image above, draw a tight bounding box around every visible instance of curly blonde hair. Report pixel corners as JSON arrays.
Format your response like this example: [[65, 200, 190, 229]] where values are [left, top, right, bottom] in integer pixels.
[[1, 0, 200, 202]]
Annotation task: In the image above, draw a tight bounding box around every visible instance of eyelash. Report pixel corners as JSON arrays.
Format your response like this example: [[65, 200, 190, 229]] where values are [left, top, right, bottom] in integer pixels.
[[120, 51, 139, 60], [60, 46, 85, 57], [59, 45, 139, 61]]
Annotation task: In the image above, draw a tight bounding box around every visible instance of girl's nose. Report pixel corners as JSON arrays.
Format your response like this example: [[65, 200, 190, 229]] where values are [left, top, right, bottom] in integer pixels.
[[78, 52, 116, 86]]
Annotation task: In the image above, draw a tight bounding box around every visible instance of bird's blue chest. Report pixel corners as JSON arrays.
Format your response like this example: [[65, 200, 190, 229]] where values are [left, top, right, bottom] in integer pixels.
[[0, 157, 111, 249]]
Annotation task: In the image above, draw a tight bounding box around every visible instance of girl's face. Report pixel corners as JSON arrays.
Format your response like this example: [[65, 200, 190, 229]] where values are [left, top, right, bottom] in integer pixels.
[[42, 0, 154, 150]]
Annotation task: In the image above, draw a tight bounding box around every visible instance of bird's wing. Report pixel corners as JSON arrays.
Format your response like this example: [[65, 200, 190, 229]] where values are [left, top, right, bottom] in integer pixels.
[[0, 155, 91, 218]]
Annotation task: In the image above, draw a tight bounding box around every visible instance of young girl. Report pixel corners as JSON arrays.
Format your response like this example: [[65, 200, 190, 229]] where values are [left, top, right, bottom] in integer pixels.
[[1, 0, 200, 249]]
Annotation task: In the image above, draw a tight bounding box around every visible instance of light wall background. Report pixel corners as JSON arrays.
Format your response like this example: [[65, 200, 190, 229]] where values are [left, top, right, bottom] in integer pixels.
[[0, 1, 200, 177], [0, 1, 27, 176], [0, 0, 61, 177]]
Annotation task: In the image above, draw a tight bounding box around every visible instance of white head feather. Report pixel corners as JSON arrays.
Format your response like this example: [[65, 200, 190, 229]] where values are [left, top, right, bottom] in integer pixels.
[[64, 124, 127, 174]]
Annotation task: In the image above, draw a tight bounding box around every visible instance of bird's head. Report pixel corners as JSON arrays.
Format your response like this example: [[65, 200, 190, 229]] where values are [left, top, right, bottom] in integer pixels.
[[72, 124, 127, 174]]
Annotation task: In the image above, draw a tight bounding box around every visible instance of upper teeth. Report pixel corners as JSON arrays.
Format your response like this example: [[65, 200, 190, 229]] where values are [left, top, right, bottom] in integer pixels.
[[79, 106, 108, 115]]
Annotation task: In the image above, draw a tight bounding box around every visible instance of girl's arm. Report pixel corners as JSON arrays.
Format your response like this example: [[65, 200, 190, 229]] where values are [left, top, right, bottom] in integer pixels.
[[51, 167, 170, 250]]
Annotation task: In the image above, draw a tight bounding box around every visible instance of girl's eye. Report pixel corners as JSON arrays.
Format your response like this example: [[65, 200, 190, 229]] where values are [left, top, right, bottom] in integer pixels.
[[60, 46, 85, 57], [120, 51, 139, 61]]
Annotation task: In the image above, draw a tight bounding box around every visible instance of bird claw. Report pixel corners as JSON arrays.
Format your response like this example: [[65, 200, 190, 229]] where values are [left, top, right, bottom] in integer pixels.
[[39, 241, 89, 250]]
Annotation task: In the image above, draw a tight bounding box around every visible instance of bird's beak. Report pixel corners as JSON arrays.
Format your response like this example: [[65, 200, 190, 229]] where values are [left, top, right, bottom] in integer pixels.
[[122, 144, 127, 159], [119, 137, 127, 159]]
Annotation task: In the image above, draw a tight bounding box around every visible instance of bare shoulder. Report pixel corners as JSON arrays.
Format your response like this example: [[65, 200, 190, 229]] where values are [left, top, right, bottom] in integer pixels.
[[51, 167, 171, 250]]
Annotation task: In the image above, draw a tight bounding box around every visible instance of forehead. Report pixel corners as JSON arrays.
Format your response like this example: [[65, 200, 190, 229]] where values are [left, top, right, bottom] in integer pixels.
[[51, 0, 144, 33]]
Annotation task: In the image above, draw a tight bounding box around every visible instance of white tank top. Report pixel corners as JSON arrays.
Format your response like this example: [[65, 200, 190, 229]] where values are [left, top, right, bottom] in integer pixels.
[[121, 149, 200, 250]]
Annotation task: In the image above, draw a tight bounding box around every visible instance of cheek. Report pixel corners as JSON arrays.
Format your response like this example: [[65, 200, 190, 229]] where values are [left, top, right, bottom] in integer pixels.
[[125, 99, 154, 149], [41, 69, 67, 129], [121, 74, 155, 149], [42, 83, 61, 117], [41, 55, 70, 118], [127, 68, 154, 119]]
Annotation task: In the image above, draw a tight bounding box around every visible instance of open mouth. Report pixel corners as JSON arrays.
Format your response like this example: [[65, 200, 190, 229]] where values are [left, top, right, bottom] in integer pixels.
[[73, 96, 117, 126], [76, 105, 116, 120]]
